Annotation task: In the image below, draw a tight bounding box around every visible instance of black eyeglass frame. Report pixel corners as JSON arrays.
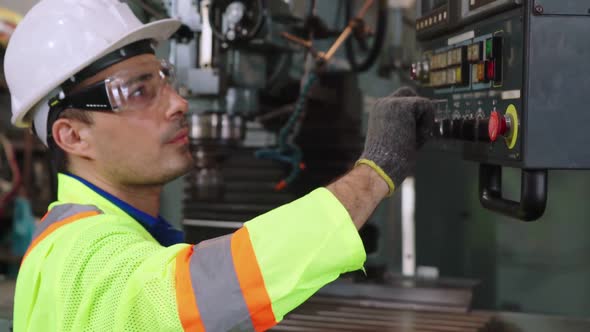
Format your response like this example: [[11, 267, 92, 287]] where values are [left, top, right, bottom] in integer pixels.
[[48, 80, 116, 113]]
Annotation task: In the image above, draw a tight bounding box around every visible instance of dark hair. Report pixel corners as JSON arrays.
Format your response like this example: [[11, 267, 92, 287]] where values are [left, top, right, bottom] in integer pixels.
[[48, 108, 93, 173]]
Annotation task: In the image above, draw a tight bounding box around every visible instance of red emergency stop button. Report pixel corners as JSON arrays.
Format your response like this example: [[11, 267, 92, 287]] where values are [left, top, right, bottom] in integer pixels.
[[488, 111, 507, 142]]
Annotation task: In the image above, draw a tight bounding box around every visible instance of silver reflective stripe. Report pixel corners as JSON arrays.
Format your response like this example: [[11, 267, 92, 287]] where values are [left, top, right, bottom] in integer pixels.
[[33, 204, 103, 240], [189, 234, 255, 332], [228, 320, 257, 332]]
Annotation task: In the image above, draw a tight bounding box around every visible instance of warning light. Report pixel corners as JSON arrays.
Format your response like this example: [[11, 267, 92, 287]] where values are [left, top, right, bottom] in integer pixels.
[[468, 42, 483, 62], [486, 60, 496, 81], [455, 67, 462, 84], [485, 38, 494, 59], [477, 63, 486, 82]]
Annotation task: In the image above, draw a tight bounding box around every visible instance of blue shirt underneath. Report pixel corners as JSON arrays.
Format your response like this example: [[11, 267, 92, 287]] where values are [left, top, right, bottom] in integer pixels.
[[65, 173, 184, 246]]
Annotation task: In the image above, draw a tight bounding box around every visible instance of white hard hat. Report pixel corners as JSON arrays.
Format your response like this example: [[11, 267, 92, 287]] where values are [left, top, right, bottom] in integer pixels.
[[4, 0, 181, 145]]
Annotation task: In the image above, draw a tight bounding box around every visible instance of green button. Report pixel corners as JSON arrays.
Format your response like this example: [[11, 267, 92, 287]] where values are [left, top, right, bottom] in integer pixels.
[[486, 39, 493, 58]]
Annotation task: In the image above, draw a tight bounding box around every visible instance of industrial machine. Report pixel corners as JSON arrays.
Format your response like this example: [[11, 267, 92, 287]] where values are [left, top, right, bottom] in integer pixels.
[[135, 0, 389, 243], [412, 0, 590, 221], [3, 1, 590, 329]]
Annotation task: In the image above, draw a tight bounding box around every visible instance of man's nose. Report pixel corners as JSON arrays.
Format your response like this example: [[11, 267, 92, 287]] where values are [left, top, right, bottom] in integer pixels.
[[165, 87, 189, 120]]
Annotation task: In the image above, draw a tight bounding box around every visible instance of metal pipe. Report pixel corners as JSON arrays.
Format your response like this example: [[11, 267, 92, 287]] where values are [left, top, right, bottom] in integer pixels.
[[281, 32, 313, 49], [401, 176, 416, 276], [322, 0, 374, 61]]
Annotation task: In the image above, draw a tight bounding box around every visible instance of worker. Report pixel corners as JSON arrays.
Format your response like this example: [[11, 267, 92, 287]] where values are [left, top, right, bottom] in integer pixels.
[[4, 0, 434, 331]]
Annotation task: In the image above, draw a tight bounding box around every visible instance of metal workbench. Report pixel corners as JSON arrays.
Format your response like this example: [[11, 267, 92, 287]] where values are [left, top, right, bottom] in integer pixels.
[[273, 295, 590, 332], [2, 279, 590, 331]]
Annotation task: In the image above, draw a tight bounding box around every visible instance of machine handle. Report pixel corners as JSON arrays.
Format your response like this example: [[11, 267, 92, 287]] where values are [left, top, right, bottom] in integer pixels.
[[479, 164, 547, 221]]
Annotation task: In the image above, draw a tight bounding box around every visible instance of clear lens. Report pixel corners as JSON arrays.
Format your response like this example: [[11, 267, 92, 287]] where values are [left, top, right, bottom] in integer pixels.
[[105, 59, 176, 112]]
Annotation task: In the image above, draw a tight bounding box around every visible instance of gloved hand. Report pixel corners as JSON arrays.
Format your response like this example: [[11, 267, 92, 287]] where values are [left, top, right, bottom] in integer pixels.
[[357, 87, 435, 196]]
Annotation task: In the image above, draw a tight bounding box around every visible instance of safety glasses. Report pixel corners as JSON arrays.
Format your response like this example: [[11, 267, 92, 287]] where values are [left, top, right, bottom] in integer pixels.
[[48, 59, 176, 113]]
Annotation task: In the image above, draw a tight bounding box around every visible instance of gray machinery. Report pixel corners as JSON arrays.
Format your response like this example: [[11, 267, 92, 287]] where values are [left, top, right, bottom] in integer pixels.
[[133, 0, 388, 243], [268, 2, 590, 327], [164, 0, 295, 182], [161, 0, 304, 239], [4, 1, 590, 329], [413, 0, 590, 221]]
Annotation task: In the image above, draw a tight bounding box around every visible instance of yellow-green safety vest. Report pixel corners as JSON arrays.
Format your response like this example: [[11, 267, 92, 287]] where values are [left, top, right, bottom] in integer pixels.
[[13, 173, 366, 331]]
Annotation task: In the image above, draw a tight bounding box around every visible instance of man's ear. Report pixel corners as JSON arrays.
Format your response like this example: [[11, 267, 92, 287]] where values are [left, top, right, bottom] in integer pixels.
[[52, 118, 95, 159]]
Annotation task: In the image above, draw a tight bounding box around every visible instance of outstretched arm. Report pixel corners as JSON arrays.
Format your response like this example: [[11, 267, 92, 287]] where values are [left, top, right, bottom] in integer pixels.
[[327, 164, 389, 230], [329, 87, 434, 230]]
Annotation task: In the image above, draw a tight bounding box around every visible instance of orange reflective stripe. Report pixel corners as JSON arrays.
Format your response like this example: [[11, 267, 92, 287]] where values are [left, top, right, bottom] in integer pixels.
[[231, 227, 277, 331], [22, 210, 100, 262], [175, 246, 205, 332], [39, 209, 51, 223]]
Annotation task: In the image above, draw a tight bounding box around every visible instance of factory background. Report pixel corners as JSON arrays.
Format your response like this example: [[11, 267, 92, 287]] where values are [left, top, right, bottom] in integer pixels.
[[1, 0, 590, 330]]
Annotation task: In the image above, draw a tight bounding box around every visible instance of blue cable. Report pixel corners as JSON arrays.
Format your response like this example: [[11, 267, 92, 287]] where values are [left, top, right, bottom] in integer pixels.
[[256, 72, 318, 190]]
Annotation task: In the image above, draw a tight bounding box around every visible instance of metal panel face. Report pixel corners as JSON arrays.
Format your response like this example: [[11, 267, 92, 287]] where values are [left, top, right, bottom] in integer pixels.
[[413, 0, 590, 219], [461, 0, 521, 22], [417, 3, 590, 170], [524, 14, 590, 168], [184, 68, 222, 95], [533, 0, 590, 16], [417, 8, 526, 167], [416, 0, 521, 40]]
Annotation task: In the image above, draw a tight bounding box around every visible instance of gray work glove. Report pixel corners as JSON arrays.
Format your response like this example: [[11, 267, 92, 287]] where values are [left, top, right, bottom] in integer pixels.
[[357, 87, 435, 195]]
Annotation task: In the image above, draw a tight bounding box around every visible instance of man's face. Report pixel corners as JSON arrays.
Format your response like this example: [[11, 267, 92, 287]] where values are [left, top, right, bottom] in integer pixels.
[[80, 54, 193, 186]]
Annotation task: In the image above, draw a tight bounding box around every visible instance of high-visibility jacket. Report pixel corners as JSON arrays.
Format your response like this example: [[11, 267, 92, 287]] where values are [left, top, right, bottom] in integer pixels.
[[13, 173, 366, 331]]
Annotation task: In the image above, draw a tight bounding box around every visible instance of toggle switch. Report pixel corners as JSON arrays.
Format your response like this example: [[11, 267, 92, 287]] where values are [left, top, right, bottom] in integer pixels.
[[477, 118, 492, 142], [451, 119, 463, 139], [461, 119, 477, 141], [441, 119, 452, 137]]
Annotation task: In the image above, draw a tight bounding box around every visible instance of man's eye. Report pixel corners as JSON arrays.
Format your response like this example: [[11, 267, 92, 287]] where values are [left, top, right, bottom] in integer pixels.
[[130, 86, 146, 97]]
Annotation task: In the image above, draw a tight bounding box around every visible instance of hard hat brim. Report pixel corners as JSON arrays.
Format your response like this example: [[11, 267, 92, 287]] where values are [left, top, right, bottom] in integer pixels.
[[12, 18, 182, 128]]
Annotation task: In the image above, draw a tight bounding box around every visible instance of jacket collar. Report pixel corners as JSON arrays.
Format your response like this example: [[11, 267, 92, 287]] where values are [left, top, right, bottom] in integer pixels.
[[54, 173, 184, 246]]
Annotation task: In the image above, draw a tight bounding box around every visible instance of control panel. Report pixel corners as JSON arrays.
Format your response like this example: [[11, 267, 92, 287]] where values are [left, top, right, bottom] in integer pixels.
[[413, 0, 590, 221], [413, 10, 521, 166]]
